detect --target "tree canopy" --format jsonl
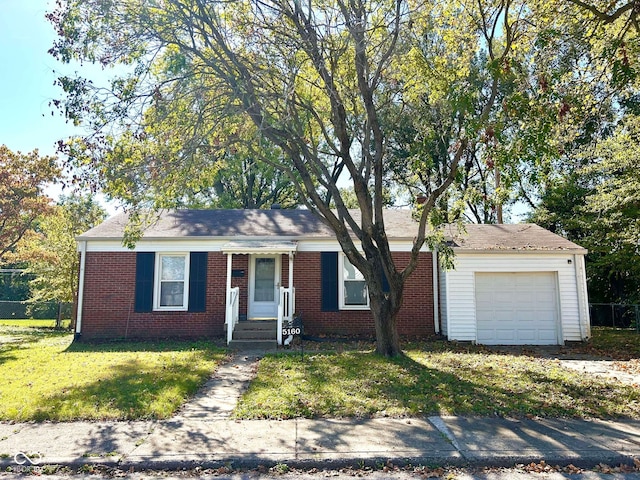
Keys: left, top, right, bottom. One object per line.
{"left": 532, "top": 114, "right": 640, "bottom": 304}
{"left": 14, "top": 195, "right": 107, "bottom": 305}
{"left": 0, "top": 146, "right": 59, "bottom": 263}
{"left": 48, "top": 0, "right": 639, "bottom": 353}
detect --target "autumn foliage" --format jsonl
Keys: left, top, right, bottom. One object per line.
{"left": 0, "top": 145, "right": 60, "bottom": 262}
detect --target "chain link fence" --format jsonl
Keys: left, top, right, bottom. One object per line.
{"left": 0, "top": 300, "right": 73, "bottom": 327}
{"left": 589, "top": 303, "right": 640, "bottom": 331}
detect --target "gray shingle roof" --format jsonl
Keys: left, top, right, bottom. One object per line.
{"left": 444, "top": 223, "right": 586, "bottom": 252}
{"left": 78, "top": 209, "right": 418, "bottom": 240}
{"left": 79, "top": 209, "right": 585, "bottom": 252}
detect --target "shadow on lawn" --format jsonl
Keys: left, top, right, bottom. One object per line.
{"left": 405, "top": 331, "right": 640, "bottom": 361}
{"left": 31, "top": 356, "right": 213, "bottom": 422}
{"left": 395, "top": 352, "right": 640, "bottom": 419}
{"left": 0, "top": 326, "right": 71, "bottom": 365}
{"left": 245, "top": 349, "right": 640, "bottom": 420}
{"left": 0, "top": 334, "right": 225, "bottom": 421}
{"left": 65, "top": 338, "right": 226, "bottom": 354}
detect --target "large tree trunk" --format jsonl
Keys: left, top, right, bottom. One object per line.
{"left": 370, "top": 294, "right": 402, "bottom": 357}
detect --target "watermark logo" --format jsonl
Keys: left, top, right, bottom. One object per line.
{"left": 12, "top": 452, "right": 42, "bottom": 473}
{"left": 14, "top": 452, "right": 40, "bottom": 466}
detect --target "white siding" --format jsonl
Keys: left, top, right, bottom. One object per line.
{"left": 443, "top": 253, "right": 589, "bottom": 343}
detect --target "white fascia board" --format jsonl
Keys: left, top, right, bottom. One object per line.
{"left": 84, "top": 239, "right": 226, "bottom": 252}
{"left": 453, "top": 248, "right": 588, "bottom": 255}
{"left": 83, "top": 236, "right": 426, "bottom": 253}
{"left": 296, "top": 239, "right": 429, "bottom": 252}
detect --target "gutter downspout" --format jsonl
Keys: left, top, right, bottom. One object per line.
{"left": 75, "top": 240, "right": 87, "bottom": 341}
{"left": 432, "top": 248, "right": 440, "bottom": 334}
{"left": 574, "top": 253, "right": 589, "bottom": 340}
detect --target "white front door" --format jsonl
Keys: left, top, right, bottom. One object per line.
{"left": 248, "top": 255, "right": 280, "bottom": 319}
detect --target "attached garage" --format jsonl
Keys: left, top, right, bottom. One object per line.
{"left": 475, "top": 272, "right": 559, "bottom": 345}
{"left": 438, "top": 224, "right": 590, "bottom": 345}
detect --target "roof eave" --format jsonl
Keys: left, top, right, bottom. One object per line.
{"left": 76, "top": 234, "right": 419, "bottom": 243}
{"left": 453, "top": 247, "right": 588, "bottom": 254}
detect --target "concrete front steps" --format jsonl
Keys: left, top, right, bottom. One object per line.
{"left": 228, "top": 320, "right": 278, "bottom": 350}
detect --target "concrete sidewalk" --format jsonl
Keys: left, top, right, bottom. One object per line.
{"left": 2, "top": 350, "right": 640, "bottom": 472}
{"left": 1, "top": 416, "right": 640, "bottom": 471}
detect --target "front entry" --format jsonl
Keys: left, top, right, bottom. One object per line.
{"left": 248, "top": 255, "right": 280, "bottom": 319}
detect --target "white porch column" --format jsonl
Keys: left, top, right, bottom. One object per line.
{"left": 288, "top": 252, "right": 294, "bottom": 317}
{"left": 225, "top": 253, "right": 232, "bottom": 323}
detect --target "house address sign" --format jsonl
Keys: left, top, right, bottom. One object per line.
{"left": 282, "top": 326, "right": 303, "bottom": 336}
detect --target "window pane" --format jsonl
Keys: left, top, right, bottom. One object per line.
{"left": 161, "top": 256, "right": 185, "bottom": 281}
{"left": 254, "top": 258, "right": 275, "bottom": 302}
{"left": 344, "top": 281, "right": 367, "bottom": 305}
{"left": 160, "top": 281, "right": 184, "bottom": 306}
{"left": 343, "top": 257, "right": 364, "bottom": 280}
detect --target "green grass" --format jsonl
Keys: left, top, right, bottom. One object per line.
{"left": 0, "top": 319, "right": 72, "bottom": 328}
{"left": 586, "top": 327, "right": 640, "bottom": 359}
{"left": 234, "top": 334, "right": 640, "bottom": 420}
{"left": 0, "top": 324, "right": 226, "bottom": 421}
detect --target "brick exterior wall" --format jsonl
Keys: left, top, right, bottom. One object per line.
{"left": 79, "top": 250, "right": 434, "bottom": 340}
{"left": 293, "top": 251, "right": 434, "bottom": 337}
{"left": 80, "top": 251, "right": 227, "bottom": 339}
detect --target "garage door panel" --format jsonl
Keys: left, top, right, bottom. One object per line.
{"left": 476, "top": 331, "right": 496, "bottom": 343}
{"left": 494, "top": 311, "right": 516, "bottom": 322}
{"left": 475, "top": 272, "right": 559, "bottom": 345}
{"left": 516, "top": 329, "right": 538, "bottom": 342}
{"left": 496, "top": 330, "right": 516, "bottom": 341}
{"left": 495, "top": 292, "right": 515, "bottom": 303}
{"left": 536, "top": 292, "right": 556, "bottom": 304}
{"left": 518, "top": 311, "right": 537, "bottom": 322}
{"left": 537, "top": 330, "right": 558, "bottom": 342}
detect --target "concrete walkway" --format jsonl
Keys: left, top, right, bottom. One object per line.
{"left": 558, "top": 359, "right": 640, "bottom": 386}
{"left": 1, "top": 351, "right": 640, "bottom": 471}
{"left": 176, "top": 351, "right": 262, "bottom": 420}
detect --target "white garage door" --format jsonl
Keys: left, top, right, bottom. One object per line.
{"left": 475, "top": 272, "right": 559, "bottom": 345}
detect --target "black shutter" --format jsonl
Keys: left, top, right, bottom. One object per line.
{"left": 321, "top": 252, "right": 339, "bottom": 311}
{"left": 188, "top": 252, "right": 208, "bottom": 312}
{"left": 134, "top": 252, "right": 155, "bottom": 312}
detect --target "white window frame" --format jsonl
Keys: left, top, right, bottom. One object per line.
{"left": 339, "top": 254, "right": 370, "bottom": 310}
{"left": 154, "top": 253, "right": 190, "bottom": 311}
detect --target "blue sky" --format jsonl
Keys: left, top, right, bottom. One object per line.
{"left": 0, "top": 0, "right": 77, "bottom": 157}
{"left": 0, "top": 0, "right": 117, "bottom": 209}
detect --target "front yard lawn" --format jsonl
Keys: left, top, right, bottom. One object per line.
{"left": 234, "top": 331, "right": 640, "bottom": 420}
{"left": 0, "top": 319, "right": 72, "bottom": 329}
{"left": 0, "top": 324, "right": 226, "bottom": 421}
{"left": 585, "top": 326, "right": 640, "bottom": 359}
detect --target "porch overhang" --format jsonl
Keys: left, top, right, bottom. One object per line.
{"left": 221, "top": 240, "right": 298, "bottom": 255}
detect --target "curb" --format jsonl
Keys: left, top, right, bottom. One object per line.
{"left": 1, "top": 452, "right": 638, "bottom": 473}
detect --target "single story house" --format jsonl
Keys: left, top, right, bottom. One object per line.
{"left": 75, "top": 209, "right": 590, "bottom": 346}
